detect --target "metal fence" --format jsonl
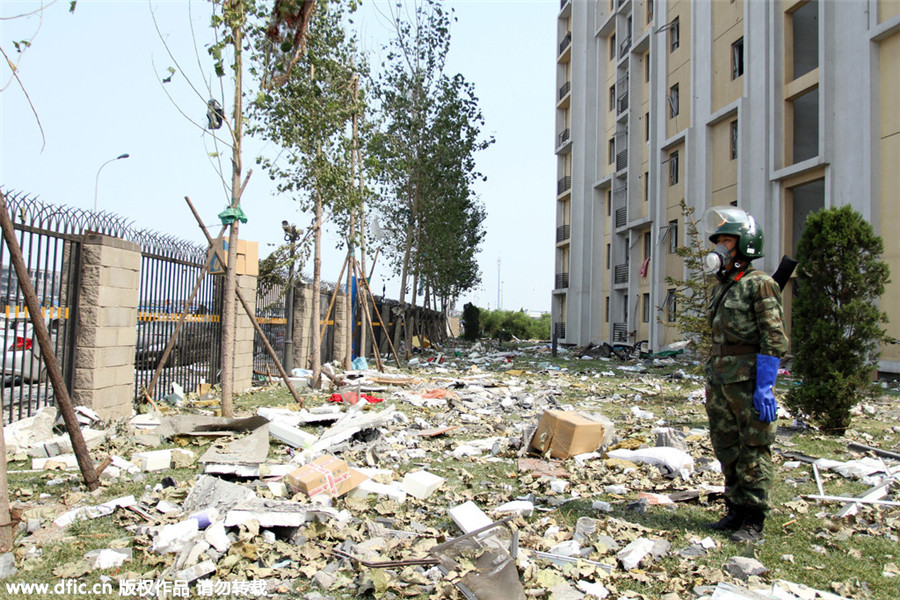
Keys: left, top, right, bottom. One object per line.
{"left": 0, "top": 190, "right": 132, "bottom": 423}
{"left": 134, "top": 234, "right": 223, "bottom": 401}
{"left": 253, "top": 281, "right": 286, "bottom": 376}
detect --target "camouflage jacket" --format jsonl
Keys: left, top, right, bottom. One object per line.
{"left": 706, "top": 266, "right": 788, "bottom": 384}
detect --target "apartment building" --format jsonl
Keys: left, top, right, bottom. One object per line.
{"left": 553, "top": 0, "right": 900, "bottom": 374}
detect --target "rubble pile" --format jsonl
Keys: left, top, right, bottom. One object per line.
{"left": 2, "top": 339, "right": 899, "bottom": 599}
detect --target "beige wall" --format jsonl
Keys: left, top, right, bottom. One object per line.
{"left": 711, "top": 118, "right": 738, "bottom": 204}
{"left": 666, "top": 0, "right": 691, "bottom": 140}
{"left": 880, "top": 30, "right": 900, "bottom": 363}
{"left": 880, "top": 0, "right": 900, "bottom": 23}
{"left": 712, "top": 0, "right": 744, "bottom": 112}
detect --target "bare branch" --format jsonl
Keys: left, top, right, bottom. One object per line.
{"left": 0, "top": 0, "right": 58, "bottom": 21}
{"left": 0, "top": 44, "right": 46, "bottom": 151}
{"left": 150, "top": 56, "right": 235, "bottom": 150}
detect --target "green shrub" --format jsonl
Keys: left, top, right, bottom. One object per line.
{"left": 786, "top": 205, "right": 890, "bottom": 434}
{"left": 479, "top": 308, "right": 550, "bottom": 341}
{"left": 461, "top": 302, "right": 481, "bottom": 340}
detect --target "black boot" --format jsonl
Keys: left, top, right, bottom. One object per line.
{"left": 705, "top": 500, "right": 744, "bottom": 531}
{"left": 731, "top": 509, "right": 765, "bottom": 542}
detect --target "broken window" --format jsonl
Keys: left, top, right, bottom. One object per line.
{"left": 732, "top": 37, "right": 744, "bottom": 79}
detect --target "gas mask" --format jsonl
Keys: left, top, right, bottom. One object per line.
{"left": 704, "top": 244, "right": 733, "bottom": 277}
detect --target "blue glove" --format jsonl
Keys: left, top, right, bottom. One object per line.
{"left": 753, "top": 354, "right": 780, "bottom": 422}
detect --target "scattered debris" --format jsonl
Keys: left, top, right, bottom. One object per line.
{"left": 3, "top": 339, "right": 898, "bottom": 599}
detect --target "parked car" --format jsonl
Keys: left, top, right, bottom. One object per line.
{"left": 135, "top": 321, "right": 215, "bottom": 369}
{"left": 1, "top": 316, "right": 60, "bottom": 383}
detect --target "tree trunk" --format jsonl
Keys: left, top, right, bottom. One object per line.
{"left": 311, "top": 187, "right": 323, "bottom": 388}
{"left": 344, "top": 241, "right": 353, "bottom": 369}
{"left": 0, "top": 388, "right": 12, "bottom": 552}
{"left": 394, "top": 187, "right": 414, "bottom": 359}
{"left": 221, "top": 1, "right": 245, "bottom": 417}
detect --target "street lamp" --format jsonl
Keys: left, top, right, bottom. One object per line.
{"left": 93, "top": 153, "right": 130, "bottom": 212}
{"left": 282, "top": 220, "right": 301, "bottom": 373}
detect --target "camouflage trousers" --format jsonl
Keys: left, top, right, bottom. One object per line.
{"left": 705, "top": 379, "right": 776, "bottom": 515}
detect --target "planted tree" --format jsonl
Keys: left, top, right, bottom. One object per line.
{"left": 461, "top": 302, "right": 480, "bottom": 340}
{"left": 368, "top": 0, "right": 491, "bottom": 355}
{"left": 251, "top": 0, "right": 362, "bottom": 387}
{"left": 661, "top": 200, "right": 713, "bottom": 359}
{"left": 785, "top": 205, "right": 890, "bottom": 434}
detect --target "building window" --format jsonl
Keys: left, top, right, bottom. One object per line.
{"left": 668, "top": 151, "right": 679, "bottom": 185}
{"left": 609, "top": 85, "right": 616, "bottom": 112}
{"left": 669, "top": 17, "right": 680, "bottom": 52}
{"left": 643, "top": 231, "right": 651, "bottom": 259}
{"left": 647, "top": 0, "right": 653, "bottom": 24}
{"left": 643, "top": 172, "right": 649, "bottom": 202}
{"left": 607, "top": 190, "right": 612, "bottom": 215}
{"left": 610, "top": 34, "right": 616, "bottom": 61}
{"left": 645, "top": 53, "right": 651, "bottom": 82}
{"left": 645, "top": 112, "right": 650, "bottom": 141}
{"left": 642, "top": 293, "right": 650, "bottom": 323}
{"left": 605, "top": 296, "right": 610, "bottom": 322}
{"left": 608, "top": 138, "right": 615, "bottom": 164}
{"left": 606, "top": 243, "right": 611, "bottom": 268}
{"left": 730, "top": 120, "right": 738, "bottom": 160}
{"left": 732, "top": 37, "right": 744, "bottom": 79}
{"left": 668, "top": 219, "right": 678, "bottom": 253}
{"left": 668, "top": 83, "right": 679, "bottom": 117}
{"left": 665, "top": 288, "right": 676, "bottom": 322}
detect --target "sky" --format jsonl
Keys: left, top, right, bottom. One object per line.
{"left": 0, "top": 0, "right": 556, "bottom": 313}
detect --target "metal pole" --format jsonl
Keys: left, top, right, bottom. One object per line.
{"left": 0, "top": 191, "right": 99, "bottom": 491}
{"left": 93, "top": 153, "right": 129, "bottom": 212}
{"left": 284, "top": 268, "right": 294, "bottom": 375}
{"left": 282, "top": 222, "right": 298, "bottom": 375}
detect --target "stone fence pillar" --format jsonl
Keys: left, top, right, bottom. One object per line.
{"left": 293, "top": 283, "right": 314, "bottom": 371}
{"left": 332, "top": 289, "right": 348, "bottom": 366}
{"left": 233, "top": 273, "right": 257, "bottom": 392}
{"left": 72, "top": 233, "right": 140, "bottom": 420}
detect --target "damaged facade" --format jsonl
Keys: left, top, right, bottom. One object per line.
{"left": 552, "top": 0, "right": 900, "bottom": 375}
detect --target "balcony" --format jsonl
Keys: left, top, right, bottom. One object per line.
{"left": 558, "top": 81, "right": 571, "bottom": 101}
{"left": 615, "top": 206, "right": 627, "bottom": 228}
{"left": 559, "top": 32, "right": 571, "bottom": 56}
{"left": 612, "top": 322, "right": 628, "bottom": 342}
{"left": 557, "top": 176, "right": 571, "bottom": 195}
{"left": 557, "top": 128, "right": 570, "bottom": 148}
{"left": 554, "top": 321, "right": 566, "bottom": 340}
{"left": 614, "top": 263, "right": 629, "bottom": 284}
{"left": 617, "top": 92, "right": 629, "bottom": 114}
{"left": 616, "top": 150, "right": 628, "bottom": 171}
{"left": 555, "top": 272, "right": 570, "bottom": 289}
{"left": 556, "top": 224, "right": 571, "bottom": 243}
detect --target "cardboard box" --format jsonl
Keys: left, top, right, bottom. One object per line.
{"left": 284, "top": 455, "right": 365, "bottom": 497}
{"left": 209, "top": 239, "right": 259, "bottom": 276}
{"left": 530, "top": 410, "right": 610, "bottom": 459}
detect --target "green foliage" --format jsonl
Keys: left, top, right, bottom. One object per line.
{"left": 461, "top": 302, "right": 480, "bottom": 340}
{"left": 477, "top": 308, "right": 550, "bottom": 341}
{"left": 367, "top": 0, "right": 493, "bottom": 308}
{"left": 786, "top": 205, "right": 890, "bottom": 434}
{"left": 662, "top": 200, "right": 714, "bottom": 358}
{"left": 250, "top": 0, "right": 363, "bottom": 226}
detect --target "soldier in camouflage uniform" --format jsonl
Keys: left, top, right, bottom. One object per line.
{"left": 702, "top": 207, "right": 788, "bottom": 543}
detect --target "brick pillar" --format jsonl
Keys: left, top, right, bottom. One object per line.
{"left": 72, "top": 234, "right": 141, "bottom": 421}
{"left": 233, "top": 274, "right": 257, "bottom": 392}
{"left": 294, "top": 283, "right": 314, "bottom": 371}
{"left": 333, "top": 288, "right": 348, "bottom": 366}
